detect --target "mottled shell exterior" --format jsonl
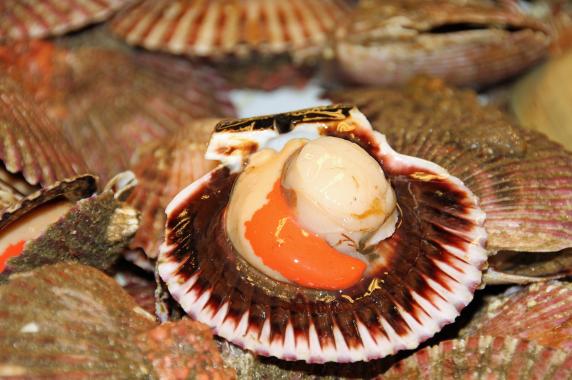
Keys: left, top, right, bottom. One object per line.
{"left": 0, "top": 173, "right": 139, "bottom": 277}
{"left": 0, "top": 73, "right": 88, "bottom": 195}
{"left": 334, "top": 0, "right": 551, "bottom": 87}
{"left": 111, "top": 0, "right": 351, "bottom": 59}
{"left": 0, "top": 263, "right": 234, "bottom": 378}
{"left": 0, "top": 42, "right": 235, "bottom": 183}
{"left": 128, "top": 119, "right": 220, "bottom": 260}
{"left": 327, "top": 78, "right": 572, "bottom": 254}
{"left": 159, "top": 105, "right": 487, "bottom": 363}
{"left": 512, "top": 49, "right": 572, "bottom": 151}
{"left": 379, "top": 335, "right": 572, "bottom": 379}
{"left": 0, "top": 0, "right": 133, "bottom": 41}
{"left": 468, "top": 281, "right": 572, "bottom": 350}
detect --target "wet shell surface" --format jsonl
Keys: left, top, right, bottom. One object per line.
{"left": 334, "top": 0, "right": 551, "bottom": 87}
{"left": 379, "top": 335, "right": 572, "bottom": 379}
{"left": 512, "top": 49, "right": 572, "bottom": 151}
{"left": 0, "top": 73, "right": 88, "bottom": 196}
{"left": 0, "top": 0, "right": 133, "bottom": 41}
{"left": 128, "top": 119, "right": 220, "bottom": 260}
{"left": 327, "top": 78, "right": 572, "bottom": 254}
{"left": 159, "top": 105, "right": 487, "bottom": 363}
{"left": 0, "top": 263, "right": 235, "bottom": 378}
{"left": 0, "top": 173, "right": 138, "bottom": 277}
{"left": 111, "top": 0, "right": 351, "bottom": 59}
{"left": 0, "top": 42, "right": 236, "bottom": 183}
{"left": 468, "top": 281, "right": 572, "bottom": 350}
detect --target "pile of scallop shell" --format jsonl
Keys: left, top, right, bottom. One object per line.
{"left": 0, "top": 0, "right": 571, "bottom": 378}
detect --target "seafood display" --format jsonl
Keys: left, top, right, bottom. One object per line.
{"left": 0, "top": 0, "right": 571, "bottom": 377}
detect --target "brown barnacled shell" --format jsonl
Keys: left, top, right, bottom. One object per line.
{"left": 0, "top": 0, "right": 133, "bottom": 42}
{"left": 159, "top": 105, "right": 487, "bottom": 363}
{"left": 379, "top": 335, "right": 572, "bottom": 379}
{"left": 512, "top": 49, "right": 572, "bottom": 151}
{"left": 334, "top": 0, "right": 551, "bottom": 87}
{"left": 0, "top": 42, "right": 235, "bottom": 183}
{"left": 0, "top": 263, "right": 235, "bottom": 378}
{"left": 110, "top": 0, "right": 351, "bottom": 59}
{"left": 327, "top": 78, "right": 572, "bottom": 254}
{"left": 128, "top": 119, "right": 219, "bottom": 260}
{"left": 467, "top": 281, "right": 572, "bottom": 350}
{"left": 0, "top": 73, "right": 88, "bottom": 196}
{"left": 0, "top": 173, "right": 138, "bottom": 277}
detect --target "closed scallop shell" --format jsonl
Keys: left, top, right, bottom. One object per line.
{"left": 110, "top": 0, "right": 351, "bottom": 59}
{"left": 379, "top": 335, "right": 572, "bottom": 379}
{"left": 159, "top": 105, "right": 487, "bottom": 363}
{"left": 0, "top": 0, "right": 133, "bottom": 42}
{"left": 0, "top": 73, "right": 88, "bottom": 196}
{"left": 0, "top": 262, "right": 235, "bottom": 378}
{"left": 127, "top": 119, "right": 220, "bottom": 260}
{"left": 0, "top": 42, "right": 235, "bottom": 183}
{"left": 334, "top": 0, "right": 551, "bottom": 87}
{"left": 327, "top": 78, "right": 572, "bottom": 254}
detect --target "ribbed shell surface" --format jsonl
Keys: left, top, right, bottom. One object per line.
{"left": 0, "top": 0, "right": 133, "bottom": 41}
{"left": 128, "top": 119, "right": 220, "bottom": 259}
{"left": 111, "top": 0, "right": 351, "bottom": 58}
{"left": 379, "top": 335, "right": 572, "bottom": 379}
{"left": 0, "top": 74, "right": 88, "bottom": 191}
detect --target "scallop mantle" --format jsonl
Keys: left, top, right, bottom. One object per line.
{"left": 158, "top": 105, "right": 487, "bottom": 363}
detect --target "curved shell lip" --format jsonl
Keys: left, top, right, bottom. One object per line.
{"left": 159, "top": 106, "right": 487, "bottom": 363}
{"left": 0, "top": 174, "right": 97, "bottom": 232}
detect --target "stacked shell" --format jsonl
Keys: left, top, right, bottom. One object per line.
{"left": 159, "top": 105, "right": 487, "bottom": 363}
{"left": 127, "top": 118, "right": 220, "bottom": 260}
{"left": 0, "top": 70, "right": 141, "bottom": 276}
{"left": 110, "top": 0, "right": 353, "bottom": 89}
{"left": 333, "top": 0, "right": 552, "bottom": 87}
{"left": 0, "top": 40, "right": 235, "bottom": 183}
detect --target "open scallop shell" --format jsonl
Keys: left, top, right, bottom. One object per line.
{"left": 0, "top": 263, "right": 235, "bottom": 378}
{"left": 380, "top": 335, "right": 572, "bottom": 379}
{"left": 0, "top": 72, "right": 88, "bottom": 197}
{"left": 0, "top": 172, "right": 139, "bottom": 277}
{"left": 327, "top": 78, "right": 572, "bottom": 254}
{"left": 128, "top": 119, "right": 219, "bottom": 260}
{"left": 334, "top": 0, "right": 551, "bottom": 87}
{"left": 159, "top": 105, "right": 487, "bottom": 363}
{"left": 468, "top": 281, "right": 572, "bottom": 350}
{"left": 0, "top": 42, "right": 235, "bottom": 183}
{"left": 0, "top": 0, "right": 133, "bottom": 42}
{"left": 110, "top": 0, "right": 351, "bottom": 59}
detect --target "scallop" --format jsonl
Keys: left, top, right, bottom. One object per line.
{"left": 159, "top": 105, "right": 487, "bottom": 363}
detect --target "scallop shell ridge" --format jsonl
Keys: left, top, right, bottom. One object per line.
{"left": 158, "top": 105, "right": 487, "bottom": 363}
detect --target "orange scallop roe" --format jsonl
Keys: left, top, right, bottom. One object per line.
{"left": 245, "top": 180, "right": 366, "bottom": 290}
{"left": 0, "top": 240, "right": 26, "bottom": 273}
